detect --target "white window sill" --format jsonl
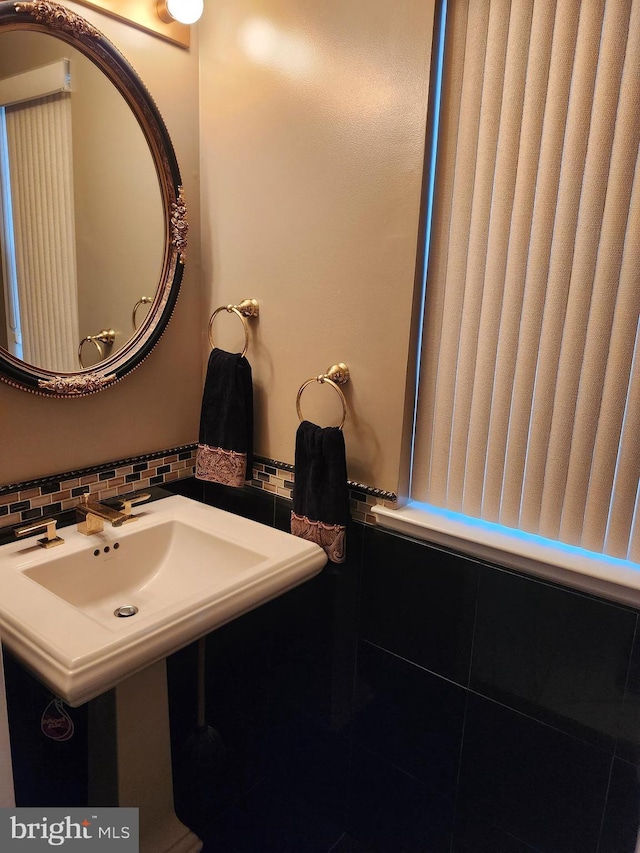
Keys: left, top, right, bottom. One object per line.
{"left": 371, "top": 501, "right": 640, "bottom": 610}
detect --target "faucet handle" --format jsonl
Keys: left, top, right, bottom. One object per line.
{"left": 116, "top": 492, "right": 151, "bottom": 520}
{"left": 15, "top": 517, "right": 64, "bottom": 548}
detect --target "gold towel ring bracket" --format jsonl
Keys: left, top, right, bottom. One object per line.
{"left": 132, "top": 296, "right": 153, "bottom": 330}
{"left": 296, "top": 363, "right": 350, "bottom": 429}
{"left": 207, "top": 298, "right": 259, "bottom": 358}
{"left": 78, "top": 329, "right": 115, "bottom": 368}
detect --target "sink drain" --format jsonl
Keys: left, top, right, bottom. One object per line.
{"left": 114, "top": 605, "right": 139, "bottom": 618}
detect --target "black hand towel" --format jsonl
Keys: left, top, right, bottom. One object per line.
{"left": 291, "top": 420, "right": 349, "bottom": 563}
{"left": 196, "top": 348, "right": 253, "bottom": 487}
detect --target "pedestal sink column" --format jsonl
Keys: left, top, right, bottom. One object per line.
{"left": 89, "top": 660, "right": 202, "bottom": 853}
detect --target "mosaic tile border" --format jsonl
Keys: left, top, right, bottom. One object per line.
{"left": 0, "top": 445, "right": 197, "bottom": 531}
{"left": 0, "top": 447, "right": 397, "bottom": 532}
{"left": 250, "top": 456, "right": 398, "bottom": 525}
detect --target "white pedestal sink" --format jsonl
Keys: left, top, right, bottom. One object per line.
{"left": 89, "top": 661, "right": 202, "bottom": 853}
{"left": 0, "top": 495, "right": 327, "bottom": 851}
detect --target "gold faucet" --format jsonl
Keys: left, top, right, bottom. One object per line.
{"left": 76, "top": 494, "right": 128, "bottom": 535}
{"left": 76, "top": 492, "right": 151, "bottom": 535}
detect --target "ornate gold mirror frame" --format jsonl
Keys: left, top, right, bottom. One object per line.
{"left": 0, "top": 0, "right": 187, "bottom": 396}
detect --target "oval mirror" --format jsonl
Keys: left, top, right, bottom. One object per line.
{"left": 0, "top": 0, "right": 186, "bottom": 396}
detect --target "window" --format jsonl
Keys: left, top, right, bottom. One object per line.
{"left": 375, "top": 0, "right": 640, "bottom": 597}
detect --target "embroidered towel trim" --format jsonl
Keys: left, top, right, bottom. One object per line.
{"left": 196, "top": 445, "right": 247, "bottom": 488}
{"left": 290, "top": 513, "right": 346, "bottom": 564}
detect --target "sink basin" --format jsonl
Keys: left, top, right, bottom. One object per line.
{"left": 23, "top": 519, "right": 265, "bottom": 627}
{"left": 0, "top": 494, "right": 327, "bottom": 706}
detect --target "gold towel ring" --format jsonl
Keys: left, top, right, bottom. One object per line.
{"left": 132, "top": 296, "right": 153, "bottom": 330}
{"left": 207, "top": 298, "right": 259, "bottom": 358}
{"left": 78, "top": 329, "right": 115, "bottom": 368}
{"left": 296, "top": 363, "right": 350, "bottom": 429}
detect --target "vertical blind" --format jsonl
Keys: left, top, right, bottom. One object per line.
{"left": 6, "top": 92, "right": 79, "bottom": 373}
{"left": 412, "top": 0, "right": 640, "bottom": 561}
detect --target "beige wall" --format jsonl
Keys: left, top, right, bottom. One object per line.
{"left": 0, "top": 2, "right": 202, "bottom": 486}
{"left": 0, "top": 0, "right": 434, "bottom": 495}
{"left": 71, "top": 41, "right": 164, "bottom": 358}
{"left": 199, "top": 0, "right": 434, "bottom": 494}
{"left": 0, "top": 263, "right": 6, "bottom": 352}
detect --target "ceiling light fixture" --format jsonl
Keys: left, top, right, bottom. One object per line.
{"left": 157, "top": 0, "right": 203, "bottom": 25}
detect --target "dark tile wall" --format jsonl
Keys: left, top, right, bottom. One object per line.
{"left": 3, "top": 651, "right": 88, "bottom": 808}
{"left": 5, "top": 475, "right": 640, "bottom": 853}
{"left": 166, "top": 479, "right": 640, "bottom": 853}
{"left": 357, "top": 528, "right": 639, "bottom": 853}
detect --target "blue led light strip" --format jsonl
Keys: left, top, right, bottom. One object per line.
{"left": 411, "top": 500, "right": 640, "bottom": 573}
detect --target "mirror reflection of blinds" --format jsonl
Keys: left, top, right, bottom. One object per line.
{"left": 0, "top": 57, "right": 79, "bottom": 373}
{"left": 0, "top": 107, "right": 23, "bottom": 359}
{"left": 0, "top": 60, "right": 72, "bottom": 361}
{"left": 413, "top": 0, "right": 640, "bottom": 562}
